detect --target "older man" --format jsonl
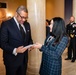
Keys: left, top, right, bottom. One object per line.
{"left": 1, "top": 6, "right": 33, "bottom": 75}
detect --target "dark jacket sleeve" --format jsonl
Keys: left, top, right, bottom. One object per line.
{"left": 0, "top": 22, "right": 14, "bottom": 54}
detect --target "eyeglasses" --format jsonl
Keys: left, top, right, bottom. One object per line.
{"left": 17, "top": 12, "right": 28, "bottom": 20}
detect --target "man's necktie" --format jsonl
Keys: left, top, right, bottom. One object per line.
{"left": 19, "top": 24, "right": 25, "bottom": 40}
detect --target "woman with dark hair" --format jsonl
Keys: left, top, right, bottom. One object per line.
{"left": 34, "top": 17, "right": 69, "bottom": 75}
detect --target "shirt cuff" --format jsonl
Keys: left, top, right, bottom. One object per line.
{"left": 13, "top": 48, "right": 17, "bottom": 56}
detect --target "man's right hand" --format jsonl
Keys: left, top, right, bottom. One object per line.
{"left": 16, "top": 46, "right": 27, "bottom": 53}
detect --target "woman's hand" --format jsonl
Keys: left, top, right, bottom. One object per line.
{"left": 33, "top": 43, "right": 42, "bottom": 49}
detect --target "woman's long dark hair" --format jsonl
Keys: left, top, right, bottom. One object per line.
{"left": 51, "top": 17, "right": 67, "bottom": 45}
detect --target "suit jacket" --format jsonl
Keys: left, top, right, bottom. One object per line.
{"left": 1, "top": 18, "right": 33, "bottom": 67}
{"left": 39, "top": 35, "right": 68, "bottom": 75}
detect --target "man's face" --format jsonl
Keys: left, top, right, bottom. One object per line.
{"left": 16, "top": 11, "right": 28, "bottom": 24}
{"left": 70, "top": 17, "right": 75, "bottom": 23}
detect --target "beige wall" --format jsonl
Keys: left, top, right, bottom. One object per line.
{"left": 0, "top": 8, "right": 6, "bottom": 24}
{"left": 0, "top": 0, "right": 27, "bottom": 17}
{"left": 0, "top": 0, "right": 64, "bottom": 20}
{"left": 46, "top": 0, "right": 64, "bottom": 20}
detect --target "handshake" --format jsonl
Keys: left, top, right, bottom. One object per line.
{"left": 16, "top": 43, "right": 42, "bottom": 54}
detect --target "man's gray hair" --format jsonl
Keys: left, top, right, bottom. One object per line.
{"left": 16, "top": 5, "right": 28, "bottom": 14}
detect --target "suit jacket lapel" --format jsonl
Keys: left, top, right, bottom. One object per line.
{"left": 10, "top": 18, "right": 22, "bottom": 40}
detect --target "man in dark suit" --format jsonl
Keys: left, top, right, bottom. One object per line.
{"left": 0, "top": 6, "right": 33, "bottom": 75}
{"left": 65, "top": 16, "right": 76, "bottom": 62}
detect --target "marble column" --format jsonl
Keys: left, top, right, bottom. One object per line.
{"left": 27, "top": 0, "right": 46, "bottom": 75}
{"left": 73, "top": 0, "right": 76, "bottom": 21}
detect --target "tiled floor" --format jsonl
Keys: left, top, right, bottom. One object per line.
{"left": 0, "top": 48, "right": 76, "bottom": 75}
{"left": 62, "top": 48, "right": 76, "bottom": 75}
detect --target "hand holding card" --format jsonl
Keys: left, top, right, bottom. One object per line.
{"left": 24, "top": 45, "right": 33, "bottom": 48}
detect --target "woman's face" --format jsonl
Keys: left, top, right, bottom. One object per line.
{"left": 49, "top": 20, "right": 53, "bottom": 32}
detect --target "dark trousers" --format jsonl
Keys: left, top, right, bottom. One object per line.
{"left": 5, "top": 63, "right": 27, "bottom": 75}
{"left": 68, "top": 46, "right": 72, "bottom": 59}
{"left": 68, "top": 38, "right": 76, "bottom": 60}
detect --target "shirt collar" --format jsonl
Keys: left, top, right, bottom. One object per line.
{"left": 13, "top": 17, "right": 19, "bottom": 26}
